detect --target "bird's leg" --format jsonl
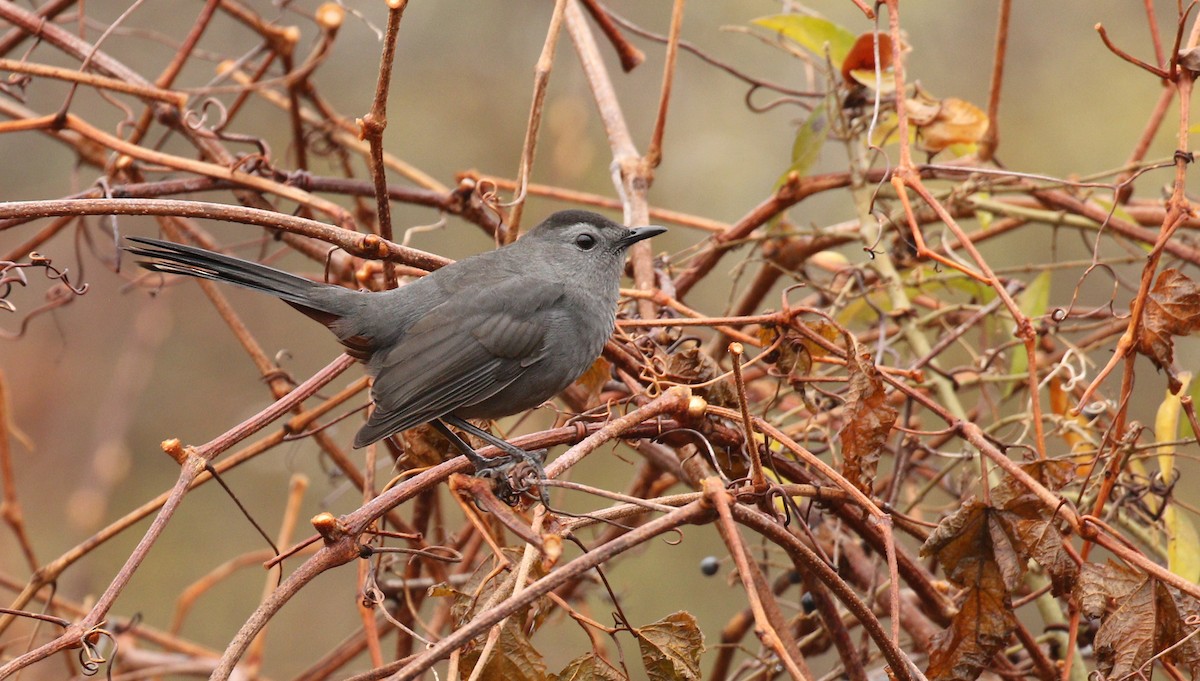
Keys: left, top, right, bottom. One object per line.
{"left": 434, "top": 417, "right": 548, "bottom": 506}
{"left": 430, "top": 419, "right": 494, "bottom": 470}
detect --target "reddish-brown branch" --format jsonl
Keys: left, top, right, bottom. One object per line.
{"left": 360, "top": 0, "right": 409, "bottom": 288}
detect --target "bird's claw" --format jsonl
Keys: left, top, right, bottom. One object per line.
{"left": 470, "top": 448, "right": 549, "bottom": 507}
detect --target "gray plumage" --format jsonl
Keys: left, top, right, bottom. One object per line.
{"left": 126, "top": 210, "right": 664, "bottom": 449}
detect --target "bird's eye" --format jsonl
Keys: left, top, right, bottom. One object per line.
{"left": 574, "top": 233, "right": 597, "bottom": 250}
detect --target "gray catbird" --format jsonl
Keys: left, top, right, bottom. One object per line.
{"left": 127, "top": 210, "right": 664, "bottom": 499}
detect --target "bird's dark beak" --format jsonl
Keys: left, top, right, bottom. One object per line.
{"left": 617, "top": 226, "right": 667, "bottom": 248}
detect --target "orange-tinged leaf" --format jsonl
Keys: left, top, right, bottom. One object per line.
{"left": 575, "top": 356, "right": 613, "bottom": 409}
{"left": 633, "top": 611, "right": 704, "bottom": 681}
{"left": 1049, "top": 375, "right": 1095, "bottom": 459}
{"left": 915, "top": 97, "right": 989, "bottom": 155}
{"left": 840, "top": 32, "right": 893, "bottom": 84}
{"left": 1137, "top": 268, "right": 1200, "bottom": 393}
{"left": 838, "top": 349, "right": 897, "bottom": 495}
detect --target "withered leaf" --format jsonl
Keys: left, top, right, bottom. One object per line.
{"left": 838, "top": 349, "right": 897, "bottom": 495}
{"left": 1075, "top": 561, "right": 1200, "bottom": 679}
{"left": 398, "top": 423, "right": 456, "bottom": 469}
{"left": 1077, "top": 560, "right": 1146, "bottom": 619}
{"left": 1136, "top": 268, "right": 1200, "bottom": 393}
{"left": 991, "top": 459, "right": 1076, "bottom": 506}
{"left": 922, "top": 499, "right": 991, "bottom": 585}
{"left": 666, "top": 340, "right": 736, "bottom": 408}
{"left": 760, "top": 320, "right": 840, "bottom": 390}
{"left": 443, "top": 548, "right": 551, "bottom": 638}
{"left": 989, "top": 460, "right": 1079, "bottom": 595}
{"left": 922, "top": 461, "right": 1081, "bottom": 680}
{"left": 924, "top": 462, "right": 1079, "bottom": 595}
{"left": 551, "top": 653, "right": 625, "bottom": 681}
{"left": 633, "top": 611, "right": 704, "bottom": 681}
{"left": 919, "top": 98, "right": 988, "bottom": 154}
{"left": 460, "top": 623, "right": 548, "bottom": 681}
{"left": 905, "top": 90, "right": 989, "bottom": 155}
{"left": 925, "top": 559, "right": 1014, "bottom": 681}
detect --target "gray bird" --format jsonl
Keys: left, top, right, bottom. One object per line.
{"left": 127, "top": 210, "right": 664, "bottom": 500}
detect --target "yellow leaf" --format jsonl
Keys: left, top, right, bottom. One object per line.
{"left": 1155, "top": 372, "right": 1200, "bottom": 581}
{"left": 751, "top": 15, "right": 856, "bottom": 68}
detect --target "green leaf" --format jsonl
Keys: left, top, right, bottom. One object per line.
{"left": 634, "top": 611, "right": 704, "bottom": 681}
{"left": 974, "top": 191, "right": 993, "bottom": 231}
{"left": 1006, "top": 271, "right": 1051, "bottom": 396}
{"left": 752, "top": 15, "right": 856, "bottom": 68}
{"left": 774, "top": 107, "right": 827, "bottom": 190}
{"left": 1094, "top": 198, "right": 1152, "bottom": 252}
{"left": 1191, "top": 378, "right": 1200, "bottom": 436}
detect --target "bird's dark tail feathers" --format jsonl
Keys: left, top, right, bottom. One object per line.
{"left": 126, "top": 236, "right": 346, "bottom": 320}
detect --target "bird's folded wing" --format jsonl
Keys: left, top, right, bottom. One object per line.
{"left": 352, "top": 278, "right": 565, "bottom": 447}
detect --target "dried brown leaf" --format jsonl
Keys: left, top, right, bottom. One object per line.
{"left": 905, "top": 89, "right": 988, "bottom": 155}
{"left": 921, "top": 500, "right": 990, "bottom": 586}
{"left": 922, "top": 461, "right": 1082, "bottom": 680}
{"left": 441, "top": 548, "right": 551, "bottom": 640}
{"left": 1094, "top": 577, "right": 1160, "bottom": 679}
{"left": 551, "top": 653, "right": 626, "bottom": 681}
{"left": 923, "top": 462, "right": 1078, "bottom": 592}
{"left": 991, "top": 459, "right": 1076, "bottom": 507}
{"left": 398, "top": 423, "right": 456, "bottom": 469}
{"left": 633, "top": 611, "right": 704, "bottom": 681}
{"left": 1074, "top": 560, "right": 1200, "bottom": 679}
{"left": 1077, "top": 560, "right": 1145, "bottom": 619}
{"left": 666, "top": 341, "right": 736, "bottom": 407}
{"left": 838, "top": 349, "right": 897, "bottom": 495}
{"left": 990, "top": 460, "right": 1079, "bottom": 595}
{"left": 760, "top": 321, "right": 840, "bottom": 390}
{"left": 840, "top": 32, "right": 893, "bottom": 84}
{"left": 1136, "top": 268, "right": 1200, "bottom": 393}
{"left": 460, "top": 624, "right": 548, "bottom": 681}
{"left": 924, "top": 559, "right": 1014, "bottom": 681}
